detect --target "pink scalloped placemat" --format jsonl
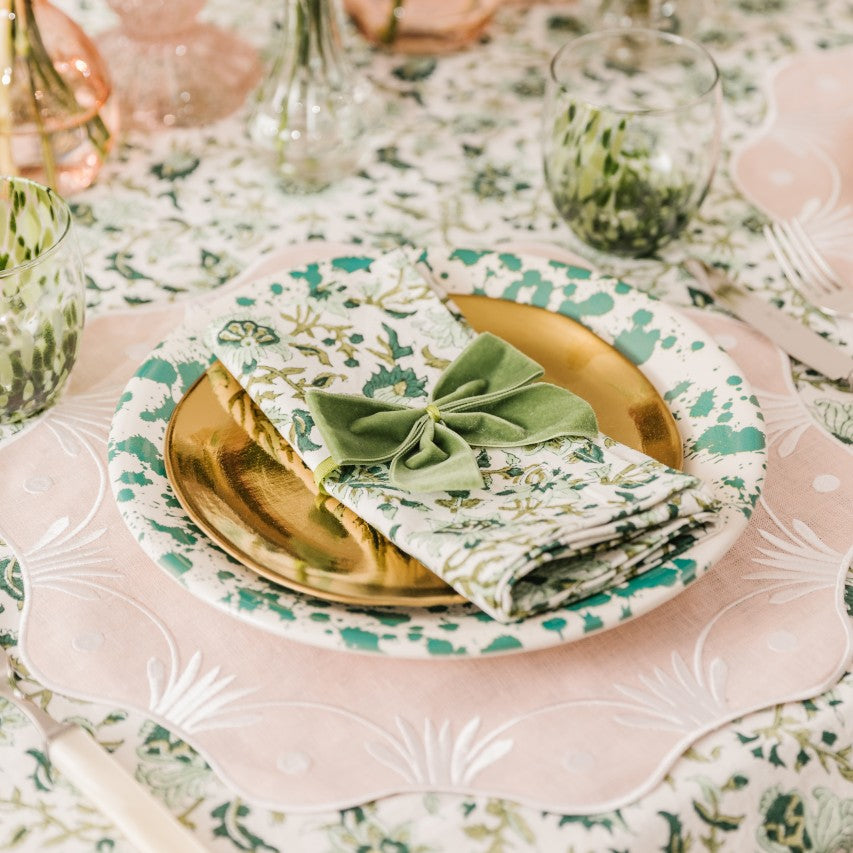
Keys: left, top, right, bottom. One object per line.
{"left": 732, "top": 44, "right": 853, "bottom": 284}
{"left": 2, "top": 243, "right": 851, "bottom": 813}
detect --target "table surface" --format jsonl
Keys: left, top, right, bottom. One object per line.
{"left": 1, "top": 0, "right": 852, "bottom": 850}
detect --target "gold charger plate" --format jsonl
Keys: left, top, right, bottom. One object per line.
{"left": 164, "top": 295, "right": 682, "bottom": 607}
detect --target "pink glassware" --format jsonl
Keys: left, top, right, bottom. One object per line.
{"left": 97, "top": 0, "right": 262, "bottom": 130}
{"left": 343, "top": 0, "right": 500, "bottom": 54}
{"left": 0, "top": 0, "right": 118, "bottom": 195}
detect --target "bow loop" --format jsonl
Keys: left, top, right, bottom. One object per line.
{"left": 432, "top": 378, "right": 488, "bottom": 410}
{"left": 432, "top": 332, "right": 543, "bottom": 404}
{"left": 305, "top": 332, "right": 598, "bottom": 493}
{"left": 305, "top": 392, "right": 424, "bottom": 464}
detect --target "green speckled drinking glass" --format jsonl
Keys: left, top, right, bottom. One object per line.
{"left": 543, "top": 28, "right": 721, "bottom": 258}
{"left": 0, "top": 177, "right": 85, "bottom": 423}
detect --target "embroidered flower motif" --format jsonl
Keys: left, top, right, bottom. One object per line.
{"left": 362, "top": 365, "right": 428, "bottom": 404}
{"left": 215, "top": 318, "right": 285, "bottom": 374}
{"left": 216, "top": 319, "right": 280, "bottom": 348}
{"left": 135, "top": 722, "right": 212, "bottom": 808}
{"left": 365, "top": 716, "right": 513, "bottom": 786}
{"left": 24, "top": 515, "right": 116, "bottom": 600}
{"left": 757, "top": 785, "right": 853, "bottom": 853}
{"left": 610, "top": 651, "right": 729, "bottom": 733}
{"left": 147, "top": 651, "right": 261, "bottom": 734}
{"left": 757, "top": 388, "right": 813, "bottom": 458}
{"left": 797, "top": 197, "right": 853, "bottom": 257}
{"left": 743, "top": 497, "right": 845, "bottom": 603}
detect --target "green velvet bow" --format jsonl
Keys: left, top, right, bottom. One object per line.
{"left": 304, "top": 332, "right": 599, "bottom": 493}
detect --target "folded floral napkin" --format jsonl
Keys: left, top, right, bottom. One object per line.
{"left": 205, "top": 253, "right": 719, "bottom": 622}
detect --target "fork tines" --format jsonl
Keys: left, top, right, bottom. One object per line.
{"left": 764, "top": 218, "right": 853, "bottom": 315}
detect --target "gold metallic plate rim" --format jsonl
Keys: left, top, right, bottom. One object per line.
{"left": 164, "top": 294, "right": 683, "bottom": 608}
{"left": 164, "top": 372, "right": 460, "bottom": 606}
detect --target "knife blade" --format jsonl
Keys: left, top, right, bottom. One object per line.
{"left": 684, "top": 259, "right": 853, "bottom": 389}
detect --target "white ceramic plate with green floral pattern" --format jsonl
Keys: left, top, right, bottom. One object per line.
{"left": 107, "top": 248, "right": 766, "bottom": 658}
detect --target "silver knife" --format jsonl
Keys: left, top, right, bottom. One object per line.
{"left": 684, "top": 259, "right": 853, "bottom": 389}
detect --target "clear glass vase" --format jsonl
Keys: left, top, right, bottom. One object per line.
{"left": 0, "top": 0, "right": 117, "bottom": 195}
{"left": 249, "top": 0, "right": 373, "bottom": 193}
{"left": 586, "top": 0, "right": 703, "bottom": 35}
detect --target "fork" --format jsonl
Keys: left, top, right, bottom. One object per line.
{"left": 1, "top": 646, "right": 209, "bottom": 852}
{"left": 764, "top": 218, "right": 853, "bottom": 317}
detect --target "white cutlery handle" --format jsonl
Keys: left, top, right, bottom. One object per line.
{"left": 49, "top": 725, "right": 209, "bottom": 852}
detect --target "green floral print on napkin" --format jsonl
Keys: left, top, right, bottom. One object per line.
{"left": 207, "top": 253, "right": 720, "bottom": 622}
{"left": 306, "top": 332, "right": 599, "bottom": 492}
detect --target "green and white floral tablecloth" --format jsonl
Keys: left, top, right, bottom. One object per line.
{"left": 1, "top": 0, "right": 852, "bottom": 849}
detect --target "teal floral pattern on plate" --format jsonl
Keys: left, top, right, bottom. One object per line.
{"left": 107, "top": 249, "right": 766, "bottom": 658}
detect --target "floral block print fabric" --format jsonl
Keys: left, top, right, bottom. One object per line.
{"left": 206, "top": 253, "right": 719, "bottom": 622}
{"left": 3, "top": 269, "right": 849, "bottom": 819}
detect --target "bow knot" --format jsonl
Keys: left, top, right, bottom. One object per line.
{"left": 305, "top": 332, "right": 598, "bottom": 493}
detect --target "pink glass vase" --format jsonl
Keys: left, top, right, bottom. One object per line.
{"left": 0, "top": 0, "right": 117, "bottom": 195}
{"left": 343, "top": 0, "right": 500, "bottom": 53}
{"left": 98, "top": 0, "right": 262, "bottom": 131}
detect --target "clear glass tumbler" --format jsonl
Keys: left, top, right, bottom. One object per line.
{"left": 0, "top": 177, "right": 85, "bottom": 423}
{"left": 543, "top": 28, "right": 721, "bottom": 258}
